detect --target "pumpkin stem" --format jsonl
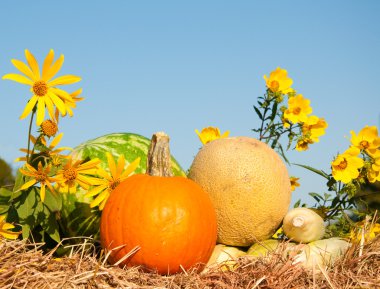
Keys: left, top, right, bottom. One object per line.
{"left": 147, "top": 131, "right": 173, "bottom": 177}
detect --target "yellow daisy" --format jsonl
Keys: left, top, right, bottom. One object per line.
{"left": 350, "top": 126, "right": 380, "bottom": 157}
{"left": 302, "top": 115, "right": 328, "bottom": 143}
{"left": 283, "top": 94, "right": 312, "bottom": 124}
{"left": 367, "top": 156, "right": 380, "bottom": 183}
{"left": 263, "top": 67, "right": 294, "bottom": 94}
{"left": 350, "top": 221, "right": 380, "bottom": 243}
{"left": 195, "top": 127, "right": 230, "bottom": 145}
{"left": 290, "top": 176, "right": 300, "bottom": 191}
{"left": 0, "top": 215, "right": 21, "bottom": 240}
{"left": 40, "top": 119, "right": 59, "bottom": 137}
{"left": 19, "top": 162, "right": 57, "bottom": 202}
{"left": 295, "top": 136, "right": 314, "bottom": 151}
{"left": 86, "top": 153, "right": 140, "bottom": 210}
{"left": 16, "top": 133, "right": 72, "bottom": 163}
{"left": 3, "top": 49, "right": 81, "bottom": 125}
{"left": 331, "top": 147, "right": 364, "bottom": 184}
{"left": 55, "top": 157, "right": 101, "bottom": 194}
{"left": 55, "top": 88, "right": 85, "bottom": 118}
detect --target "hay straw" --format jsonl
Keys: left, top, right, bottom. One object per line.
{"left": 0, "top": 236, "right": 379, "bottom": 288}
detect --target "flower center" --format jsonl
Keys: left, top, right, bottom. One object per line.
{"left": 338, "top": 159, "right": 348, "bottom": 170}
{"left": 33, "top": 80, "right": 48, "bottom": 96}
{"left": 270, "top": 80, "right": 280, "bottom": 92}
{"left": 35, "top": 172, "right": 47, "bottom": 183}
{"left": 109, "top": 178, "right": 121, "bottom": 191}
{"left": 63, "top": 168, "right": 78, "bottom": 181}
{"left": 41, "top": 120, "right": 58, "bottom": 137}
{"left": 293, "top": 107, "right": 301, "bottom": 115}
{"left": 360, "top": 140, "right": 369, "bottom": 149}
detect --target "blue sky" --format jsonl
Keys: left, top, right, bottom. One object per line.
{"left": 1, "top": 1, "right": 379, "bottom": 206}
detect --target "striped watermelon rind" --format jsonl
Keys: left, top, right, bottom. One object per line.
{"left": 60, "top": 132, "right": 186, "bottom": 240}
{"left": 71, "top": 132, "right": 186, "bottom": 176}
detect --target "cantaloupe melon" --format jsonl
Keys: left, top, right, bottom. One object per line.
{"left": 188, "top": 137, "right": 291, "bottom": 247}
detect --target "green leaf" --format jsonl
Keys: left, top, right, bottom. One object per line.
{"left": 331, "top": 196, "right": 341, "bottom": 208}
{"left": 16, "top": 188, "right": 40, "bottom": 220}
{"left": 44, "top": 189, "right": 62, "bottom": 212}
{"left": 15, "top": 187, "right": 44, "bottom": 239}
{"left": 293, "top": 199, "right": 301, "bottom": 208}
{"left": 293, "top": 163, "right": 330, "bottom": 179}
{"left": 41, "top": 211, "right": 60, "bottom": 243}
{"left": 0, "top": 188, "right": 12, "bottom": 213}
{"left": 269, "top": 101, "right": 278, "bottom": 121}
{"left": 253, "top": 105, "right": 263, "bottom": 120}
{"left": 277, "top": 144, "right": 290, "bottom": 165}
{"left": 12, "top": 170, "right": 25, "bottom": 193}
{"left": 309, "top": 192, "right": 323, "bottom": 203}
{"left": 21, "top": 223, "right": 31, "bottom": 239}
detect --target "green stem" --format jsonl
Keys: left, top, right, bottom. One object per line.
{"left": 26, "top": 109, "right": 36, "bottom": 164}
{"left": 258, "top": 105, "right": 270, "bottom": 141}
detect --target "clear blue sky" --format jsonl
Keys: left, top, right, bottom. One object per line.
{"left": 1, "top": 1, "right": 379, "bottom": 207}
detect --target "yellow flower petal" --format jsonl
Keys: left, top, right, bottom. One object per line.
{"left": 50, "top": 133, "right": 63, "bottom": 149}
{"left": 36, "top": 98, "right": 46, "bottom": 125}
{"left": 25, "top": 50, "right": 40, "bottom": 80}
{"left": 116, "top": 155, "right": 126, "bottom": 177}
{"left": 71, "top": 88, "right": 83, "bottom": 98}
{"left": 106, "top": 152, "right": 117, "bottom": 178}
{"left": 76, "top": 174, "right": 98, "bottom": 187}
{"left": 90, "top": 190, "right": 110, "bottom": 208}
{"left": 11, "top": 59, "right": 34, "bottom": 80}
{"left": 0, "top": 230, "right": 20, "bottom": 240}
{"left": 2, "top": 73, "right": 34, "bottom": 85}
{"left": 1, "top": 223, "right": 15, "bottom": 230}
{"left": 40, "top": 185, "right": 46, "bottom": 202}
{"left": 48, "top": 75, "right": 81, "bottom": 86}
{"left": 120, "top": 157, "right": 141, "bottom": 180}
{"left": 44, "top": 95, "right": 56, "bottom": 121}
{"left": 97, "top": 167, "right": 113, "bottom": 182}
{"left": 19, "top": 95, "right": 38, "bottom": 120}
{"left": 221, "top": 130, "right": 230, "bottom": 138}
{"left": 86, "top": 184, "right": 108, "bottom": 198}
{"left": 48, "top": 91, "right": 67, "bottom": 116}
{"left": 42, "top": 49, "right": 55, "bottom": 80}
{"left": 50, "top": 87, "right": 73, "bottom": 102}
{"left": 78, "top": 158, "right": 101, "bottom": 170}
{"left": 20, "top": 179, "right": 37, "bottom": 191}
{"left": 44, "top": 54, "right": 64, "bottom": 81}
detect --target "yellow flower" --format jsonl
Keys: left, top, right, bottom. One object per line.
{"left": 195, "top": 127, "right": 230, "bottom": 145}
{"left": 283, "top": 94, "right": 312, "bottom": 124}
{"left": 56, "top": 88, "right": 85, "bottom": 118}
{"left": 40, "top": 119, "right": 58, "bottom": 137}
{"left": 86, "top": 153, "right": 140, "bottom": 210}
{"left": 16, "top": 133, "right": 72, "bottom": 163}
{"left": 55, "top": 157, "right": 101, "bottom": 193}
{"left": 19, "top": 162, "right": 57, "bottom": 202}
{"left": 263, "top": 67, "right": 294, "bottom": 94}
{"left": 331, "top": 147, "right": 364, "bottom": 184}
{"left": 350, "top": 221, "right": 380, "bottom": 243}
{"left": 0, "top": 215, "right": 21, "bottom": 240}
{"left": 367, "top": 157, "right": 380, "bottom": 183}
{"left": 290, "top": 177, "right": 300, "bottom": 191}
{"left": 302, "top": 116, "right": 328, "bottom": 142}
{"left": 350, "top": 126, "right": 380, "bottom": 157}
{"left": 295, "top": 137, "right": 314, "bottom": 151}
{"left": 3, "top": 49, "right": 81, "bottom": 125}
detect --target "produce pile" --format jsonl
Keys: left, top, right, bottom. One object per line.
{"left": 1, "top": 51, "right": 380, "bottom": 288}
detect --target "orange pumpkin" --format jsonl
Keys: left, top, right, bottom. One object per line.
{"left": 100, "top": 132, "right": 217, "bottom": 274}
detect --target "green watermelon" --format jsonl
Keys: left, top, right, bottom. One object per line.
{"left": 59, "top": 132, "right": 186, "bottom": 240}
